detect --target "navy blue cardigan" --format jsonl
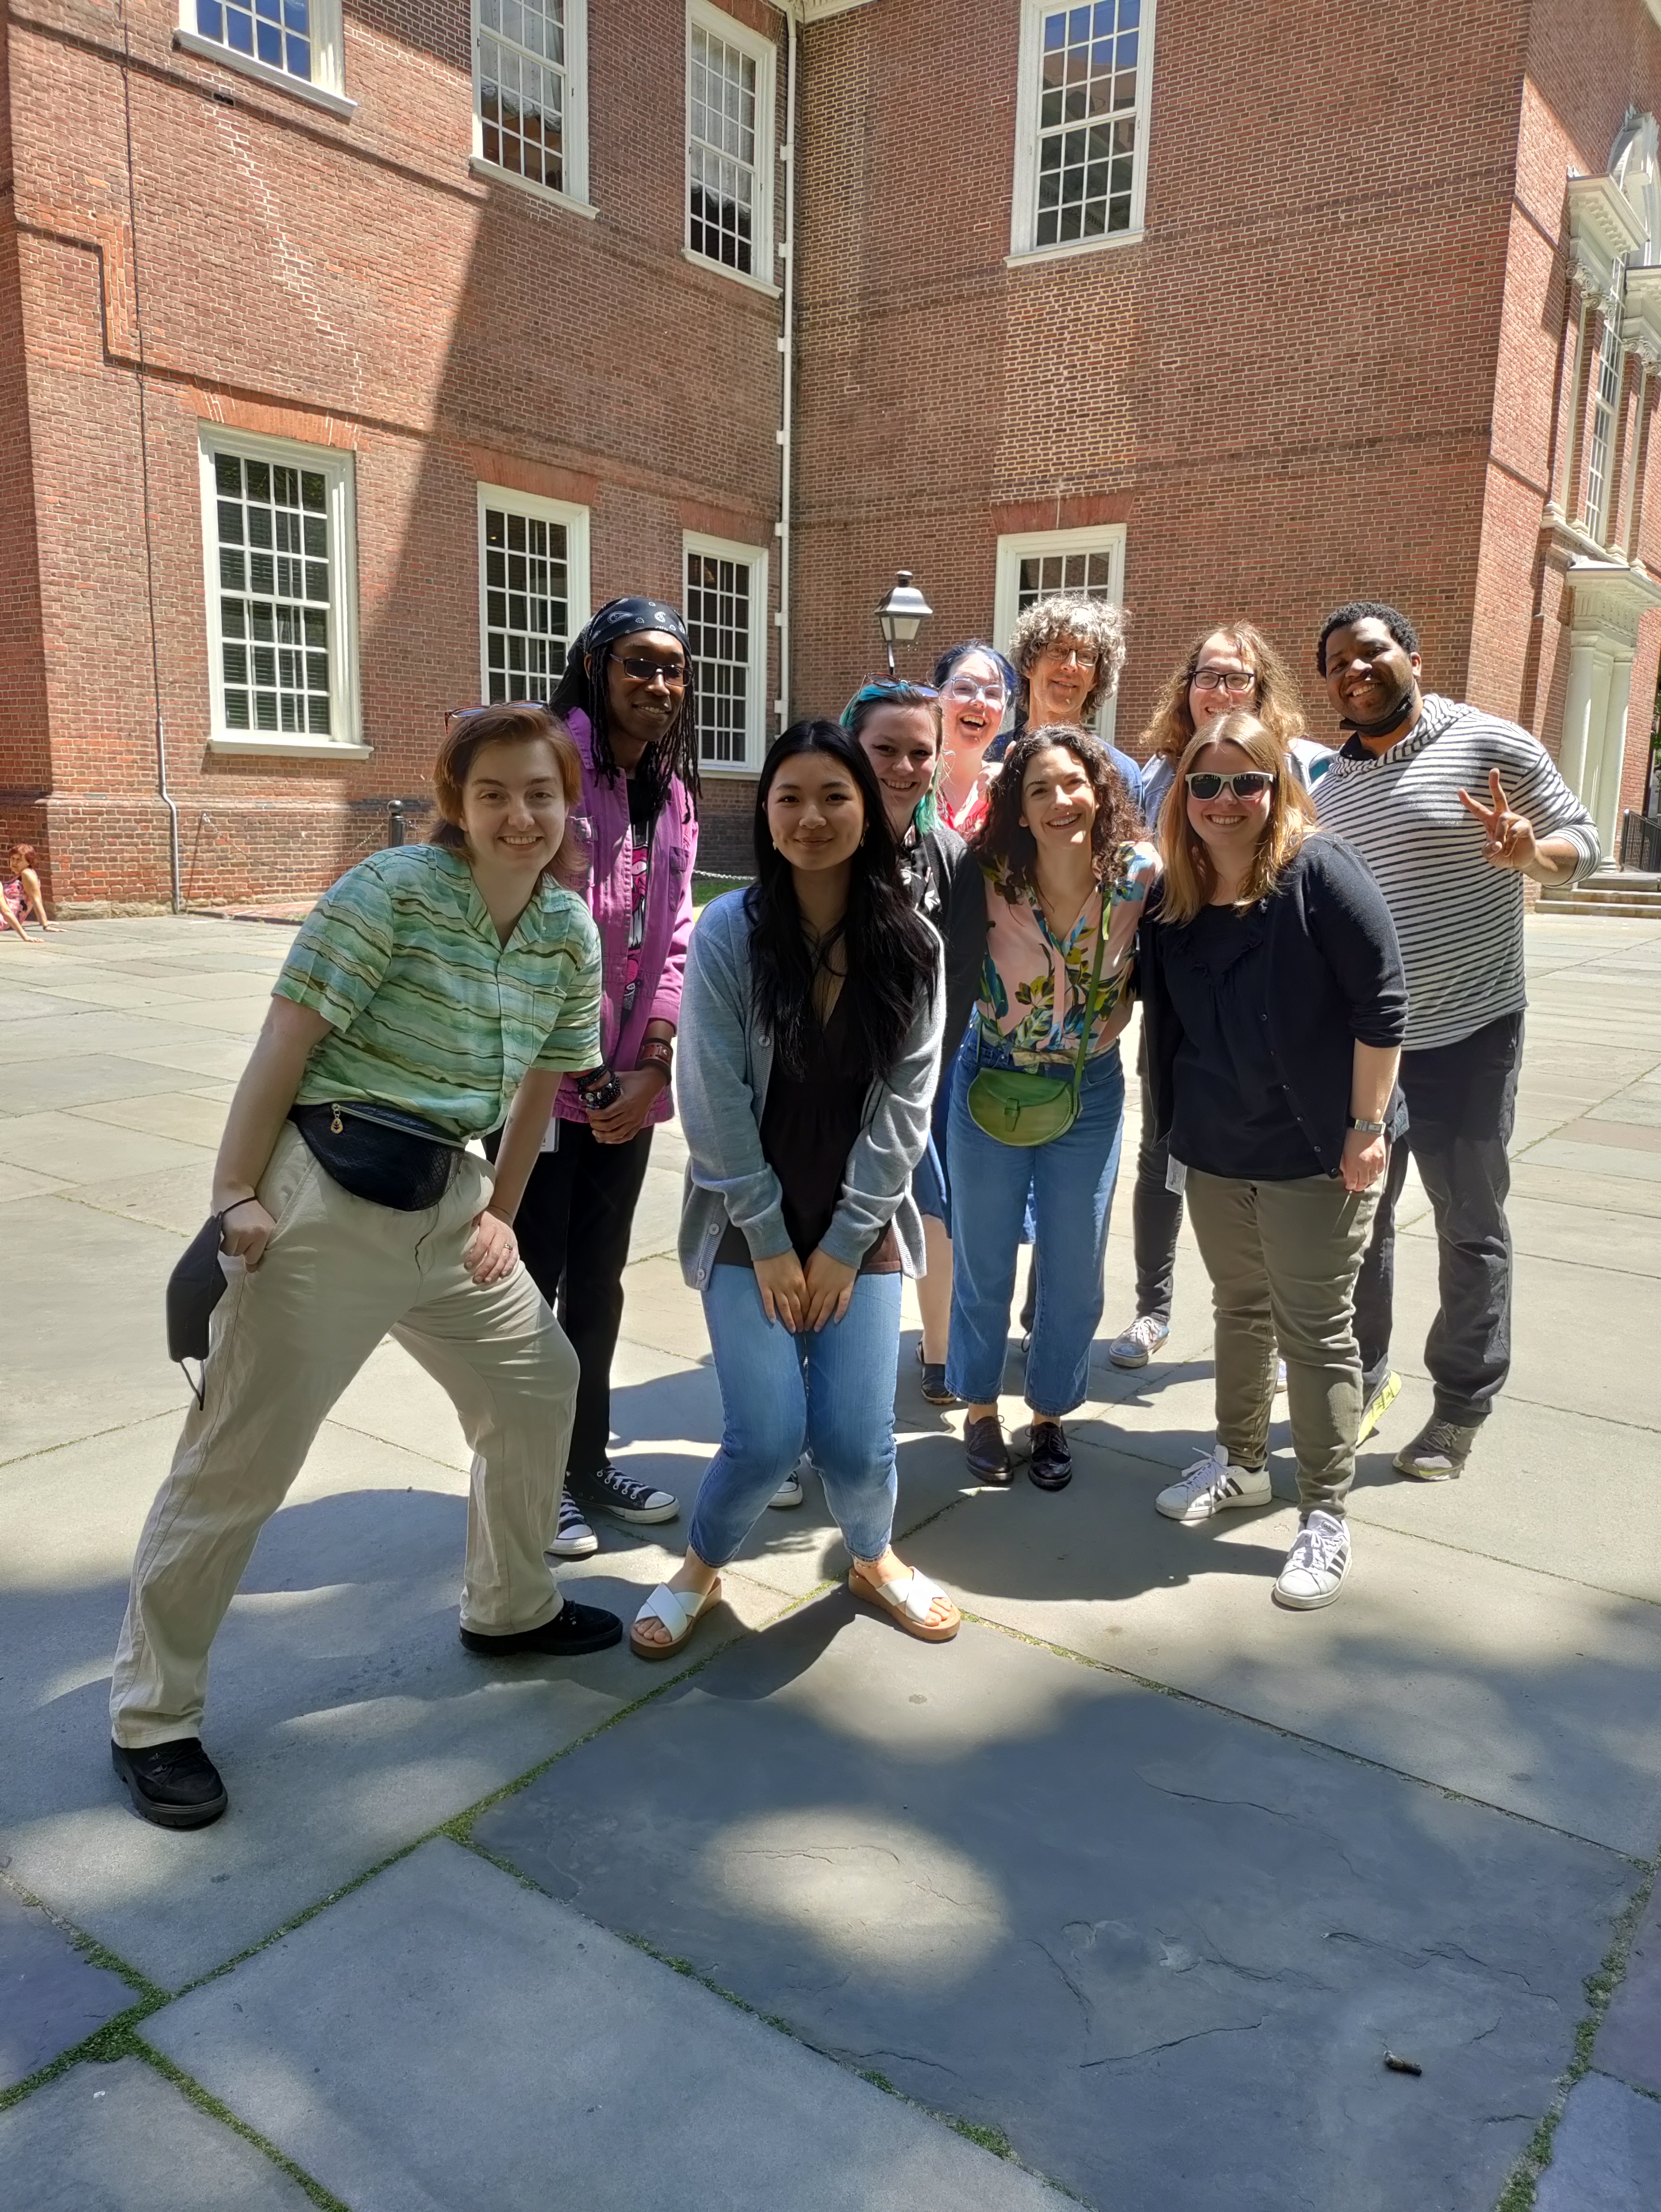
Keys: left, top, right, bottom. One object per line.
{"left": 1140, "top": 835, "right": 1408, "bottom": 1176}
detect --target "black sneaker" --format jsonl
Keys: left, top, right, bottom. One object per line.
{"left": 964, "top": 1415, "right": 1013, "bottom": 1485}
{"left": 567, "top": 1463, "right": 679, "bottom": 1526}
{"left": 547, "top": 1491, "right": 599, "bottom": 1560}
{"left": 917, "top": 1347, "right": 958, "bottom": 1406}
{"left": 111, "top": 1738, "right": 228, "bottom": 1830}
{"left": 460, "top": 1600, "right": 623, "bottom": 1657}
{"left": 1394, "top": 1416, "right": 1480, "bottom": 1482}
{"left": 1028, "top": 1420, "right": 1073, "bottom": 1492}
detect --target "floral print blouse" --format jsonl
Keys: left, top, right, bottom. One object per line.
{"left": 973, "top": 840, "right": 1160, "bottom": 1070}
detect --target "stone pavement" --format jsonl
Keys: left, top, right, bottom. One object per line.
{"left": 1, "top": 912, "right": 1658, "bottom": 2210}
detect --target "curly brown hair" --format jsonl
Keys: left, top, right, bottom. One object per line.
{"left": 1139, "top": 619, "right": 1306, "bottom": 763}
{"left": 1008, "top": 595, "right": 1129, "bottom": 727}
{"left": 972, "top": 724, "right": 1142, "bottom": 900}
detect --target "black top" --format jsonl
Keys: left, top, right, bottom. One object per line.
{"left": 1140, "top": 836, "right": 1409, "bottom": 1180}
{"left": 898, "top": 818, "right": 986, "bottom": 1081}
{"left": 714, "top": 989, "right": 900, "bottom": 1273}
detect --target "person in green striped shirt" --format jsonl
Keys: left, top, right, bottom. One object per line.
{"left": 110, "top": 703, "right": 624, "bottom": 1834}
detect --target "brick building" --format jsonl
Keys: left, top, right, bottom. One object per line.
{"left": 3, "top": 0, "right": 1661, "bottom": 905}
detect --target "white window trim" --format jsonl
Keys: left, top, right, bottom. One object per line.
{"left": 1009, "top": 0, "right": 1157, "bottom": 262}
{"left": 685, "top": 1, "right": 778, "bottom": 288}
{"left": 684, "top": 530, "right": 769, "bottom": 774}
{"left": 476, "top": 484, "right": 592, "bottom": 705}
{"left": 174, "top": 0, "right": 353, "bottom": 113}
{"left": 198, "top": 426, "right": 365, "bottom": 758}
{"left": 470, "top": 0, "right": 591, "bottom": 211}
{"left": 994, "top": 523, "right": 1129, "bottom": 744}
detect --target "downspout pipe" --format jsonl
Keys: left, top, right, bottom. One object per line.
{"left": 768, "top": 3, "right": 798, "bottom": 738}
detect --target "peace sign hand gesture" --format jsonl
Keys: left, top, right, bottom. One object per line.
{"left": 1457, "top": 768, "right": 1539, "bottom": 874}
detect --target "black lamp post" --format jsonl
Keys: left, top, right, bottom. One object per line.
{"left": 875, "top": 569, "right": 933, "bottom": 678}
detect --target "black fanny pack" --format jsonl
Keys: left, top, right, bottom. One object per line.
{"left": 289, "top": 1101, "right": 463, "bottom": 1211}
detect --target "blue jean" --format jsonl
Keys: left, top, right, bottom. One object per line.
{"left": 946, "top": 1037, "right": 1126, "bottom": 1416}
{"left": 689, "top": 1266, "right": 903, "bottom": 1567}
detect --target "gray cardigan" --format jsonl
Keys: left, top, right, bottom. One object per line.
{"left": 676, "top": 889, "right": 944, "bottom": 1290}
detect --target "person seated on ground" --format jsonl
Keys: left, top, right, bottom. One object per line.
{"left": 997, "top": 593, "right": 1146, "bottom": 813}
{"left": 930, "top": 640, "right": 1018, "bottom": 839}
{"left": 2, "top": 844, "right": 48, "bottom": 940}
{"left": 109, "top": 702, "right": 619, "bottom": 1834}
{"left": 631, "top": 719, "right": 958, "bottom": 1660}
{"left": 1139, "top": 710, "right": 1405, "bottom": 1612}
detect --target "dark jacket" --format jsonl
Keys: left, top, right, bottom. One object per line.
{"left": 1140, "top": 835, "right": 1408, "bottom": 1177}
{"left": 899, "top": 819, "right": 987, "bottom": 1084}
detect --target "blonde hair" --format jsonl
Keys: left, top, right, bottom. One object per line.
{"left": 1157, "top": 711, "right": 1315, "bottom": 926}
{"left": 1139, "top": 619, "right": 1306, "bottom": 764}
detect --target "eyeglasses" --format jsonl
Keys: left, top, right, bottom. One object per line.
{"left": 1185, "top": 770, "right": 1276, "bottom": 800}
{"left": 615, "top": 653, "right": 687, "bottom": 687}
{"left": 1192, "top": 666, "right": 1258, "bottom": 697}
{"left": 942, "top": 675, "right": 1008, "bottom": 705}
{"left": 1040, "top": 644, "right": 1099, "bottom": 672}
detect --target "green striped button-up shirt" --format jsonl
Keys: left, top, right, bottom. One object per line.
{"left": 276, "top": 845, "right": 602, "bottom": 1139}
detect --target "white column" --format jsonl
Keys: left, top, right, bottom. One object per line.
{"left": 1591, "top": 649, "right": 1635, "bottom": 858}
{"left": 1558, "top": 635, "right": 1600, "bottom": 797}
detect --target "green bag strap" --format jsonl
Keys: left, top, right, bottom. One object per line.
{"left": 1067, "top": 882, "right": 1111, "bottom": 1108}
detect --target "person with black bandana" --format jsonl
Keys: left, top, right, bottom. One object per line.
{"left": 486, "top": 596, "right": 702, "bottom": 1556}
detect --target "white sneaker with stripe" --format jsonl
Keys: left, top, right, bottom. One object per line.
{"left": 1155, "top": 1443, "right": 1272, "bottom": 1524}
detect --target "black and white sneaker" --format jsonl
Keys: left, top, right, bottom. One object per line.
{"left": 547, "top": 1491, "right": 599, "bottom": 1559}
{"left": 567, "top": 1463, "right": 679, "bottom": 1526}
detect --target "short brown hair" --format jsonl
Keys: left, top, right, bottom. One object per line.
{"left": 431, "top": 703, "right": 585, "bottom": 884}
{"left": 973, "top": 723, "right": 1141, "bottom": 899}
{"left": 1140, "top": 619, "right": 1306, "bottom": 765}
{"left": 10, "top": 843, "right": 37, "bottom": 869}
{"left": 1158, "top": 710, "right": 1315, "bottom": 926}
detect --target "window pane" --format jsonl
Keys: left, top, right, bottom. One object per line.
{"left": 481, "top": 504, "right": 570, "bottom": 703}
{"left": 212, "top": 448, "right": 334, "bottom": 737}
{"left": 688, "top": 28, "right": 758, "bottom": 276}
{"left": 199, "top": 0, "right": 313, "bottom": 83}
{"left": 476, "top": 2, "right": 567, "bottom": 195}
{"left": 1034, "top": 2, "right": 1140, "bottom": 244}
{"left": 687, "top": 548, "right": 753, "bottom": 766}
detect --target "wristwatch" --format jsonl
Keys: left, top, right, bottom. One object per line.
{"left": 1347, "top": 1115, "right": 1386, "bottom": 1134}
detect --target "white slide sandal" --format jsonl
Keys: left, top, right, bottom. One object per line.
{"left": 629, "top": 1578, "right": 722, "bottom": 1662}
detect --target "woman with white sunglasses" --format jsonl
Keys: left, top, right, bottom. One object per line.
{"left": 931, "top": 641, "right": 1018, "bottom": 839}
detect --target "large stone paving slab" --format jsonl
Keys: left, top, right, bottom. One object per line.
{"left": 1594, "top": 1883, "right": 1661, "bottom": 2099}
{"left": 0, "top": 1886, "right": 135, "bottom": 2088}
{"left": 144, "top": 1838, "right": 1058, "bottom": 2212}
{"left": 0, "top": 2057, "right": 317, "bottom": 2210}
{"left": 475, "top": 1605, "right": 1635, "bottom": 2212}
{"left": 1535, "top": 2071, "right": 1661, "bottom": 2212}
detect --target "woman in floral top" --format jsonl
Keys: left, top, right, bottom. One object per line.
{"left": 946, "top": 725, "right": 1159, "bottom": 1490}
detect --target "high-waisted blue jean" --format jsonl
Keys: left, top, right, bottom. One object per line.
{"left": 945, "top": 1036, "right": 1126, "bottom": 1416}
{"left": 689, "top": 1265, "right": 903, "bottom": 1568}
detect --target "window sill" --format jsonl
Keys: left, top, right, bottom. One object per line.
{"left": 172, "top": 31, "right": 358, "bottom": 118}
{"left": 1005, "top": 227, "right": 1145, "bottom": 270}
{"left": 208, "top": 734, "right": 373, "bottom": 761}
{"left": 698, "top": 757, "right": 761, "bottom": 778}
{"left": 468, "top": 157, "right": 598, "bottom": 219}
{"left": 680, "top": 246, "right": 782, "bottom": 299}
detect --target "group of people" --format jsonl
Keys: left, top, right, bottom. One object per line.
{"left": 104, "top": 587, "right": 1600, "bottom": 1833}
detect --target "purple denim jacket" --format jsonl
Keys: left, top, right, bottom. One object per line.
{"left": 553, "top": 708, "right": 698, "bottom": 1127}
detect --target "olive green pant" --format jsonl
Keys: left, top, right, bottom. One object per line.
{"left": 111, "top": 1125, "right": 577, "bottom": 1749}
{"left": 1185, "top": 1169, "right": 1379, "bottom": 1517}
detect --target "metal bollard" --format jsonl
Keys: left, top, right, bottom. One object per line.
{"left": 386, "top": 800, "right": 405, "bottom": 847}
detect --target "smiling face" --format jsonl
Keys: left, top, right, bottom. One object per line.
{"left": 939, "top": 650, "right": 1009, "bottom": 760}
{"left": 856, "top": 703, "right": 939, "bottom": 838}
{"left": 1018, "top": 742, "right": 1097, "bottom": 860}
{"left": 764, "top": 749, "right": 865, "bottom": 875}
{"left": 600, "top": 627, "right": 689, "bottom": 751}
{"left": 1188, "top": 630, "right": 1259, "bottom": 729}
{"left": 459, "top": 736, "right": 569, "bottom": 879}
{"left": 1321, "top": 616, "right": 1420, "bottom": 729}
{"left": 1028, "top": 636, "right": 1098, "bottom": 726}
{"left": 1184, "top": 737, "right": 1275, "bottom": 869}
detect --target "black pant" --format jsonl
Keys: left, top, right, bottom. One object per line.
{"left": 486, "top": 1120, "right": 654, "bottom": 1485}
{"left": 1131, "top": 1034, "right": 1184, "bottom": 1323}
{"left": 1353, "top": 1013, "right": 1522, "bottom": 1427}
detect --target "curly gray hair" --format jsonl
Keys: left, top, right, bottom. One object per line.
{"left": 1009, "top": 594, "right": 1129, "bottom": 725}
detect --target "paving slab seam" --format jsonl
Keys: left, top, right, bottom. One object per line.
{"left": 1495, "top": 1856, "right": 1660, "bottom": 2212}
{"left": 127, "top": 2040, "right": 351, "bottom": 2212}
{"left": 0, "top": 1873, "right": 166, "bottom": 2118}
{"left": 954, "top": 1608, "right": 1656, "bottom": 1864}
{"left": 0, "top": 1406, "right": 182, "bottom": 1472}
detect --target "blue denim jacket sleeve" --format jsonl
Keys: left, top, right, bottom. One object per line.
{"left": 819, "top": 924, "right": 945, "bottom": 1271}
{"left": 676, "top": 894, "right": 794, "bottom": 1267}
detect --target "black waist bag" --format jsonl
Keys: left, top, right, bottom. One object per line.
{"left": 289, "top": 1102, "right": 462, "bottom": 1211}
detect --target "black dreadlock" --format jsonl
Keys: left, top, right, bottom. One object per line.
{"left": 549, "top": 633, "right": 702, "bottom": 821}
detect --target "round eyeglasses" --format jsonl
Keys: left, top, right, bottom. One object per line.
{"left": 1191, "top": 666, "right": 1258, "bottom": 697}
{"left": 942, "top": 675, "right": 1008, "bottom": 705}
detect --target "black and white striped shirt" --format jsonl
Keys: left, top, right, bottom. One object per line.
{"left": 1313, "top": 695, "right": 1600, "bottom": 1051}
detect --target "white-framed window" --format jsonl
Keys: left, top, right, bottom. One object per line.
{"left": 477, "top": 487, "right": 591, "bottom": 705}
{"left": 994, "top": 524, "right": 1129, "bottom": 741}
{"left": 176, "top": 0, "right": 349, "bottom": 109}
{"left": 1010, "top": 0, "right": 1156, "bottom": 261}
{"left": 685, "top": 533, "right": 768, "bottom": 771}
{"left": 472, "top": 0, "right": 590, "bottom": 207}
{"left": 686, "top": 3, "right": 776, "bottom": 285}
{"left": 1583, "top": 307, "right": 1624, "bottom": 543}
{"left": 198, "top": 429, "right": 363, "bottom": 755}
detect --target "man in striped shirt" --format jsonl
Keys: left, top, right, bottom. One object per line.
{"left": 1312, "top": 602, "right": 1599, "bottom": 1481}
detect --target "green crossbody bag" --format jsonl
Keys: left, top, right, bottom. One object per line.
{"left": 966, "top": 891, "right": 1110, "bottom": 1148}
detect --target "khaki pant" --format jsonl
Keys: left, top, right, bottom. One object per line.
{"left": 1185, "top": 1168, "right": 1379, "bottom": 1517}
{"left": 111, "top": 1125, "right": 578, "bottom": 1748}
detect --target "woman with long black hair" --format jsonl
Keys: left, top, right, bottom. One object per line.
{"left": 630, "top": 720, "right": 957, "bottom": 1658}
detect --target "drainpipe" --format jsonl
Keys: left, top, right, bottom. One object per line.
{"left": 769, "top": 4, "right": 798, "bottom": 737}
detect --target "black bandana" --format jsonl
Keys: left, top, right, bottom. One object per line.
{"left": 579, "top": 596, "right": 689, "bottom": 662}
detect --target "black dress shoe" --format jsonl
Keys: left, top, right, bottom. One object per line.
{"left": 111, "top": 1738, "right": 228, "bottom": 1830}
{"left": 1028, "top": 1421, "right": 1073, "bottom": 1491}
{"left": 964, "top": 1415, "right": 1013, "bottom": 1484}
{"left": 460, "top": 1599, "right": 623, "bottom": 1657}
{"left": 918, "top": 1349, "right": 959, "bottom": 1407}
